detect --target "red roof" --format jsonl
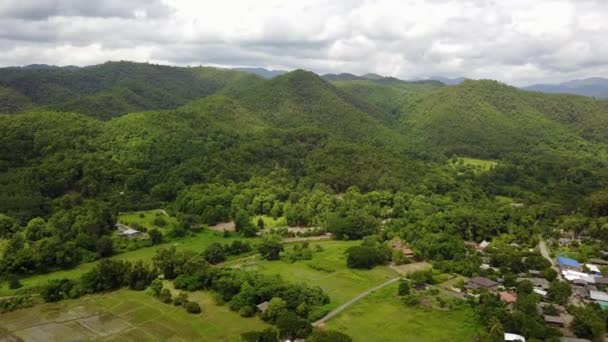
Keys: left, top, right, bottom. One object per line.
{"left": 500, "top": 291, "right": 517, "bottom": 303}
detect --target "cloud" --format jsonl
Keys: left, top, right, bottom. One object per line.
{"left": 0, "top": 0, "right": 607, "bottom": 85}
{"left": 0, "top": 0, "right": 172, "bottom": 20}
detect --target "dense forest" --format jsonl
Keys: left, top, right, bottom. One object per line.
{"left": 1, "top": 60, "right": 608, "bottom": 280}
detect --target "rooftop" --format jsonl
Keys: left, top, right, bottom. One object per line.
{"left": 589, "top": 290, "right": 608, "bottom": 302}
{"left": 557, "top": 256, "right": 581, "bottom": 268}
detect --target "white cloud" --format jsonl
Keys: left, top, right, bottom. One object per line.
{"left": 0, "top": 0, "right": 607, "bottom": 85}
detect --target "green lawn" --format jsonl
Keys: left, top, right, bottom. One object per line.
{"left": 234, "top": 240, "right": 398, "bottom": 309}
{"left": 0, "top": 230, "right": 259, "bottom": 296}
{"left": 117, "top": 209, "right": 178, "bottom": 231}
{"left": 0, "top": 289, "right": 268, "bottom": 341}
{"left": 325, "top": 283, "right": 482, "bottom": 342}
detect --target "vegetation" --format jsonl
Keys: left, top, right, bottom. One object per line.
{"left": 2, "top": 61, "right": 608, "bottom": 341}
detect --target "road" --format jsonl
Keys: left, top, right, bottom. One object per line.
{"left": 312, "top": 277, "right": 401, "bottom": 326}
{"left": 539, "top": 238, "right": 561, "bottom": 280}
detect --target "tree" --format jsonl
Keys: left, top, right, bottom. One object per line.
{"left": 148, "top": 228, "right": 163, "bottom": 245}
{"left": 235, "top": 209, "right": 256, "bottom": 237}
{"left": 258, "top": 235, "right": 283, "bottom": 260}
{"left": 25, "top": 217, "right": 47, "bottom": 241}
{"left": 275, "top": 310, "right": 312, "bottom": 340}
{"left": 346, "top": 245, "right": 389, "bottom": 269}
{"left": 203, "top": 243, "right": 226, "bottom": 264}
{"left": 0, "top": 214, "right": 19, "bottom": 239}
{"left": 41, "top": 279, "right": 75, "bottom": 302}
{"left": 398, "top": 280, "right": 410, "bottom": 296}
{"left": 261, "top": 297, "right": 287, "bottom": 323}
{"left": 547, "top": 280, "right": 572, "bottom": 305}
{"left": 487, "top": 317, "right": 505, "bottom": 342}
{"left": 185, "top": 301, "right": 201, "bottom": 313}
{"left": 150, "top": 279, "right": 163, "bottom": 297}
{"left": 159, "top": 288, "right": 172, "bottom": 303}
{"left": 152, "top": 247, "right": 178, "bottom": 279}
{"left": 241, "top": 328, "right": 279, "bottom": 342}
{"left": 257, "top": 218, "right": 265, "bottom": 230}
{"left": 96, "top": 236, "right": 114, "bottom": 257}
{"left": 571, "top": 306, "right": 605, "bottom": 341}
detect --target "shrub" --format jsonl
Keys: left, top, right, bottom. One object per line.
{"left": 159, "top": 288, "right": 172, "bottom": 303}
{"left": 185, "top": 301, "right": 201, "bottom": 314}
{"left": 239, "top": 306, "right": 255, "bottom": 317}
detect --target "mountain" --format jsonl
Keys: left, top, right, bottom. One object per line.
{"left": 321, "top": 73, "right": 366, "bottom": 81}
{"left": 523, "top": 77, "right": 608, "bottom": 98}
{"left": 233, "top": 67, "right": 288, "bottom": 78}
{"left": 0, "top": 61, "right": 263, "bottom": 119}
{"left": 428, "top": 76, "right": 467, "bottom": 85}
{"left": 361, "top": 73, "right": 383, "bottom": 80}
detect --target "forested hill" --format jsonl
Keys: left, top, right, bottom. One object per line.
{"left": 0, "top": 61, "right": 263, "bottom": 119}
{"left": 2, "top": 61, "right": 608, "bottom": 278}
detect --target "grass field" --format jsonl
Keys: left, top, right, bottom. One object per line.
{"left": 0, "top": 230, "right": 259, "bottom": 296}
{"left": 117, "top": 209, "right": 178, "bottom": 231}
{"left": 0, "top": 289, "right": 268, "bottom": 341}
{"left": 234, "top": 240, "right": 398, "bottom": 309}
{"left": 252, "top": 215, "right": 287, "bottom": 228}
{"left": 325, "top": 283, "right": 482, "bottom": 341}
{"left": 452, "top": 157, "right": 497, "bottom": 172}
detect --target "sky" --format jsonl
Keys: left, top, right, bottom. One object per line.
{"left": 0, "top": 0, "right": 607, "bottom": 86}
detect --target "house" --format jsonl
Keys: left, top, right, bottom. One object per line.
{"left": 589, "top": 258, "right": 608, "bottom": 266}
{"left": 504, "top": 333, "right": 526, "bottom": 342}
{"left": 528, "top": 270, "right": 541, "bottom": 276}
{"left": 256, "top": 301, "right": 269, "bottom": 313}
{"left": 544, "top": 315, "right": 566, "bottom": 327}
{"left": 533, "top": 288, "right": 547, "bottom": 297}
{"left": 558, "top": 238, "right": 573, "bottom": 247}
{"left": 500, "top": 291, "right": 517, "bottom": 304}
{"left": 557, "top": 256, "right": 582, "bottom": 272}
{"left": 589, "top": 290, "right": 608, "bottom": 306}
{"left": 585, "top": 264, "right": 601, "bottom": 275}
{"left": 466, "top": 277, "right": 499, "bottom": 291}
{"left": 120, "top": 228, "right": 141, "bottom": 237}
{"left": 510, "top": 202, "right": 525, "bottom": 208}
{"left": 573, "top": 287, "right": 589, "bottom": 299}
{"left": 392, "top": 241, "right": 415, "bottom": 258}
{"left": 479, "top": 240, "right": 490, "bottom": 250}
{"left": 516, "top": 277, "right": 550, "bottom": 290}
{"left": 594, "top": 277, "right": 608, "bottom": 285}
{"left": 562, "top": 270, "right": 595, "bottom": 284}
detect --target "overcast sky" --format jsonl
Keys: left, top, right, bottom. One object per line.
{"left": 1, "top": 0, "right": 607, "bottom": 86}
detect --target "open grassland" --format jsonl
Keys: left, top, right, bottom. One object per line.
{"left": 234, "top": 240, "right": 398, "bottom": 309}
{"left": 252, "top": 215, "right": 287, "bottom": 228}
{"left": 0, "top": 289, "right": 268, "bottom": 342}
{"left": 324, "top": 283, "right": 482, "bottom": 342}
{"left": 0, "top": 231, "right": 258, "bottom": 297}
{"left": 117, "top": 209, "right": 178, "bottom": 231}
{"left": 452, "top": 157, "right": 498, "bottom": 172}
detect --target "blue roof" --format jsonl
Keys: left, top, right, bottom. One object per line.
{"left": 557, "top": 256, "right": 580, "bottom": 267}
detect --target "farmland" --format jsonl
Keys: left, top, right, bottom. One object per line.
{"left": 324, "top": 282, "right": 482, "bottom": 342}
{"left": 0, "top": 289, "right": 268, "bottom": 341}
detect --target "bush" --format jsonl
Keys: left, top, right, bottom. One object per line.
{"left": 7, "top": 274, "right": 22, "bottom": 289}
{"left": 159, "top": 288, "right": 172, "bottom": 303}
{"left": 185, "top": 301, "right": 202, "bottom": 314}
{"left": 154, "top": 216, "right": 167, "bottom": 227}
{"left": 398, "top": 280, "right": 410, "bottom": 296}
{"left": 173, "top": 292, "right": 189, "bottom": 306}
{"left": 239, "top": 305, "right": 255, "bottom": 317}
{"left": 346, "top": 245, "right": 390, "bottom": 269}
{"left": 307, "top": 261, "right": 335, "bottom": 273}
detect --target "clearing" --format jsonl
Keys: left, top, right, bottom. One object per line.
{"left": 232, "top": 240, "right": 398, "bottom": 309}
{"left": 451, "top": 157, "right": 497, "bottom": 172}
{"left": 117, "top": 209, "right": 178, "bottom": 231}
{"left": 0, "top": 289, "right": 267, "bottom": 342}
{"left": 324, "top": 282, "right": 482, "bottom": 341}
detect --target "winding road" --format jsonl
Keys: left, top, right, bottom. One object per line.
{"left": 312, "top": 277, "right": 401, "bottom": 326}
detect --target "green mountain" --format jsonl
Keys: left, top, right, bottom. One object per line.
{"left": 0, "top": 61, "right": 263, "bottom": 119}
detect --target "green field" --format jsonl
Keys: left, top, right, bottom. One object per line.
{"left": 0, "top": 289, "right": 268, "bottom": 341}
{"left": 234, "top": 240, "right": 398, "bottom": 309}
{"left": 252, "top": 215, "right": 287, "bottom": 228}
{"left": 117, "top": 209, "right": 179, "bottom": 231}
{"left": 325, "top": 283, "right": 482, "bottom": 341}
{"left": 0, "top": 230, "right": 258, "bottom": 296}
{"left": 452, "top": 157, "right": 498, "bottom": 172}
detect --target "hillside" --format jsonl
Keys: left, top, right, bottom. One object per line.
{"left": 0, "top": 62, "right": 263, "bottom": 119}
